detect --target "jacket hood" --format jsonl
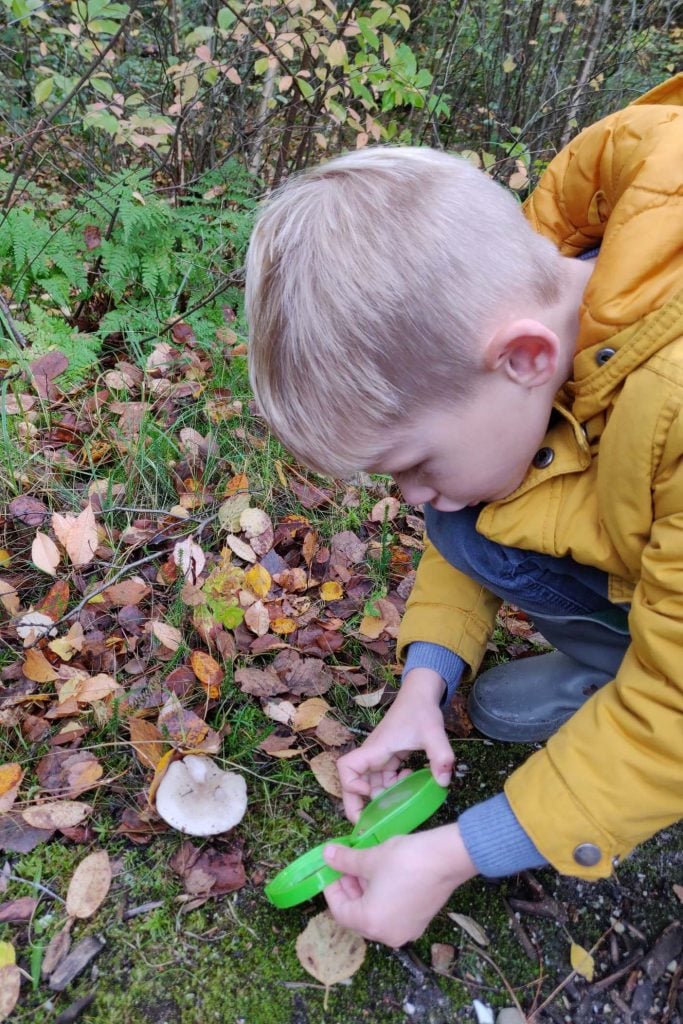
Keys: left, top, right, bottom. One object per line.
{"left": 524, "top": 73, "right": 683, "bottom": 417}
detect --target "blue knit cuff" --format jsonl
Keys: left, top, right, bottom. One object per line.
{"left": 402, "top": 642, "right": 466, "bottom": 708}
{"left": 458, "top": 792, "right": 548, "bottom": 877}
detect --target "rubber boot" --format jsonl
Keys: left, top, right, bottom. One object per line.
{"left": 468, "top": 609, "right": 630, "bottom": 743}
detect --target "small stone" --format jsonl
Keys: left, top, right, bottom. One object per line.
{"left": 473, "top": 999, "right": 494, "bottom": 1024}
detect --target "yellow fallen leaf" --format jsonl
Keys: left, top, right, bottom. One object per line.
{"left": 358, "top": 613, "right": 385, "bottom": 639}
{"left": 244, "top": 563, "right": 272, "bottom": 598}
{"left": 570, "top": 941, "right": 595, "bottom": 982}
{"left": 190, "top": 650, "right": 223, "bottom": 697}
{"left": 0, "top": 943, "right": 15, "bottom": 968}
{"left": 22, "top": 647, "right": 60, "bottom": 683}
{"left": 0, "top": 764, "right": 23, "bottom": 814}
{"left": 320, "top": 581, "right": 343, "bottom": 601}
{"left": 293, "top": 698, "right": 330, "bottom": 731}
{"left": 0, "top": 550, "right": 10, "bottom": 568}
{"left": 271, "top": 617, "right": 298, "bottom": 635}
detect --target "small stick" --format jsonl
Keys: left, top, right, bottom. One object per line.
{"left": 0, "top": 295, "right": 28, "bottom": 349}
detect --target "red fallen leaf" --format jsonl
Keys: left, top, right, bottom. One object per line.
{"left": 443, "top": 692, "right": 473, "bottom": 738}
{"left": 9, "top": 495, "right": 50, "bottom": 527}
{"left": 0, "top": 813, "right": 54, "bottom": 853}
{"left": 0, "top": 896, "right": 38, "bottom": 923}
{"left": 289, "top": 478, "right": 332, "bottom": 509}
{"left": 171, "top": 321, "right": 196, "bottom": 345}
{"left": 58, "top": 824, "right": 97, "bottom": 844}
{"left": 169, "top": 840, "right": 246, "bottom": 896}
{"left": 83, "top": 224, "right": 101, "bottom": 250}
{"left": 163, "top": 665, "right": 196, "bottom": 699}
{"left": 35, "top": 579, "right": 70, "bottom": 621}
{"left": 234, "top": 666, "right": 288, "bottom": 698}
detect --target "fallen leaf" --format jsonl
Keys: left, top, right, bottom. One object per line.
{"left": 32, "top": 531, "right": 61, "bottom": 575}
{"left": 293, "top": 698, "right": 330, "bottom": 731}
{"left": 16, "top": 611, "right": 58, "bottom": 645}
{"left": 169, "top": 841, "right": 246, "bottom": 896}
{"left": 570, "top": 941, "right": 595, "bottom": 982}
{"left": 244, "top": 600, "right": 270, "bottom": 636}
{"left": 0, "top": 897, "right": 38, "bottom": 923}
{"left": 190, "top": 651, "right": 223, "bottom": 697}
{"left": 296, "top": 910, "right": 366, "bottom": 1001}
{"left": 9, "top": 495, "right": 49, "bottom": 526}
{"left": 234, "top": 666, "right": 288, "bottom": 698}
{"left": 52, "top": 504, "right": 98, "bottom": 567}
{"left": 42, "top": 923, "right": 72, "bottom": 979}
{"left": 0, "top": 765, "right": 23, "bottom": 814}
{"left": 431, "top": 942, "right": 455, "bottom": 973}
{"left": 218, "top": 492, "right": 251, "bottom": 532}
{"left": 225, "top": 534, "right": 257, "bottom": 563}
{"left": 22, "top": 648, "right": 60, "bottom": 683}
{"left": 244, "top": 563, "right": 272, "bottom": 598}
{"left": 674, "top": 883, "right": 683, "bottom": 904}
{"left": 448, "top": 912, "right": 490, "bottom": 947}
{"left": 309, "top": 751, "right": 342, "bottom": 797}
{"left": 358, "top": 613, "right": 385, "bottom": 639}
{"left": 370, "top": 496, "right": 400, "bottom": 522}
{"left": 315, "top": 716, "right": 353, "bottom": 747}
{"left": 320, "top": 581, "right": 343, "bottom": 601}
{"left": 101, "top": 579, "right": 151, "bottom": 606}
{"left": 352, "top": 686, "right": 386, "bottom": 708}
{"left": 129, "top": 719, "right": 167, "bottom": 769}
{"left": 262, "top": 699, "right": 296, "bottom": 725}
{"left": 0, "top": 943, "right": 14, "bottom": 968}
{"left": 173, "top": 538, "right": 206, "bottom": 579}
{"left": 21, "top": 801, "right": 92, "bottom": 830}
{"left": 151, "top": 621, "right": 183, "bottom": 651}
{"left": 65, "top": 850, "right": 112, "bottom": 919}
{"left": 0, "top": 963, "right": 20, "bottom": 1021}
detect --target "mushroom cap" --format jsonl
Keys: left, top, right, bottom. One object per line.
{"left": 155, "top": 755, "right": 247, "bottom": 836}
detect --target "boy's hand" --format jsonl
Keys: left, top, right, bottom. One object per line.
{"left": 323, "top": 823, "right": 478, "bottom": 947}
{"left": 336, "top": 668, "right": 455, "bottom": 822}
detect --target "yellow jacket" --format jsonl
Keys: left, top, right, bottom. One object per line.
{"left": 397, "top": 74, "right": 683, "bottom": 878}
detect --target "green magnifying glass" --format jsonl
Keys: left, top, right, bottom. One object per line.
{"left": 265, "top": 769, "right": 448, "bottom": 909}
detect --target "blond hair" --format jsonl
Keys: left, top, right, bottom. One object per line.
{"left": 246, "top": 146, "right": 562, "bottom": 477}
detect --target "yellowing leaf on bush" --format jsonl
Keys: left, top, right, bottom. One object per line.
{"left": 326, "top": 39, "right": 347, "bottom": 67}
{"left": 296, "top": 910, "right": 366, "bottom": 1008}
{"left": 65, "top": 850, "right": 112, "bottom": 919}
{"left": 570, "top": 941, "right": 595, "bottom": 982}
{"left": 23, "top": 648, "right": 60, "bottom": 683}
{"left": 32, "top": 531, "right": 61, "bottom": 575}
{"left": 244, "top": 563, "right": 272, "bottom": 598}
{"left": 320, "top": 581, "right": 343, "bottom": 602}
{"left": 52, "top": 504, "right": 98, "bottom": 567}
{"left": 190, "top": 651, "right": 223, "bottom": 697}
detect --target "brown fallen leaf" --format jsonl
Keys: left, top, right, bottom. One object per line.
{"left": 151, "top": 621, "right": 183, "bottom": 651}
{"left": 0, "top": 812, "right": 54, "bottom": 853}
{"left": 0, "top": 897, "right": 38, "bottom": 923}
{"left": 52, "top": 504, "right": 98, "bottom": 567}
{"left": 128, "top": 719, "right": 167, "bottom": 770}
{"left": 309, "top": 751, "right": 342, "bottom": 798}
{"left": 315, "top": 716, "right": 354, "bottom": 748}
{"left": 32, "top": 530, "right": 61, "bottom": 576}
{"left": 65, "top": 850, "right": 112, "bottom": 919}
{"left": 190, "top": 651, "right": 223, "bottom": 698}
{"left": 101, "top": 579, "right": 151, "bottom": 607}
{"left": 296, "top": 910, "right": 366, "bottom": 1007}
{"left": 244, "top": 600, "right": 270, "bottom": 636}
{"left": 42, "top": 921, "right": 73, "bottom": 979}
{"left": 370, "top": 496, "right": 401, "bottom": 522}
{"left": 9, "top": 495, "right": 49, "bottom": 527}
{"left": 170, "top": 841, "right": 246, "bottom": 897}
{"left": 234, "top": 666, "right": 288, "bottom": 698}
{"left": 36, "top": 579, "right": 70, "bottom": 621}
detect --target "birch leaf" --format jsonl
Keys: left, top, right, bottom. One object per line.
{"left": 32, "top": 531, "right": 61, "bottom": 575}
{"left": 570, "top": 941, "right": 595, "bottom": 981}
{"left": 448, "top": 911, "right": 490, "bottom": 946}
{"left": 296, "top": 911, "right": 365, "bottom": 995}
{"left": 65, "top": 850, "right": 112, "bottom": 919}
{"left": 52, "top": 504, "right": 98, "bottom": 567}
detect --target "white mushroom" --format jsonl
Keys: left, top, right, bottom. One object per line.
{"left": 154, "top": 755, "right": 247, "bottom": 836}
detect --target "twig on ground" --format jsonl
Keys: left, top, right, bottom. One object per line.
{"left": 8, "top": 873, "right": 65, "bottom": 904}
{"left": 0, "top": 295, "right": 28, "bottom": 350}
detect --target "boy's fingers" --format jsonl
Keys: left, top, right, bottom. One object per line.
{"left": 342, "top": 789, "right": 365, "bottom": 824}
{"left": 425, "top": 732, "right": 455, "bottom": 787}
{"left": 323, "top": 843, "right": 376, "bottom": 880}
{"left": 324, "top": 881, "right": 366, "bottom": 933}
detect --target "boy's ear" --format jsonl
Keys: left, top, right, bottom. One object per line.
{"left": 483, "top": 318, "right": 561, "bottom": 388}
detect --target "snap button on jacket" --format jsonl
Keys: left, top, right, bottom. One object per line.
{"left": 398, "top": 73, "right": 683, "bottom": 878}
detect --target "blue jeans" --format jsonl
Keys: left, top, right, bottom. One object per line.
{"left": 424, "top": 504, "right": 629, "bottom": 622}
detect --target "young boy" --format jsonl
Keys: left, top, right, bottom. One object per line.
{"left": 245, "top": 73, "right": 683, "bottom": 948}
